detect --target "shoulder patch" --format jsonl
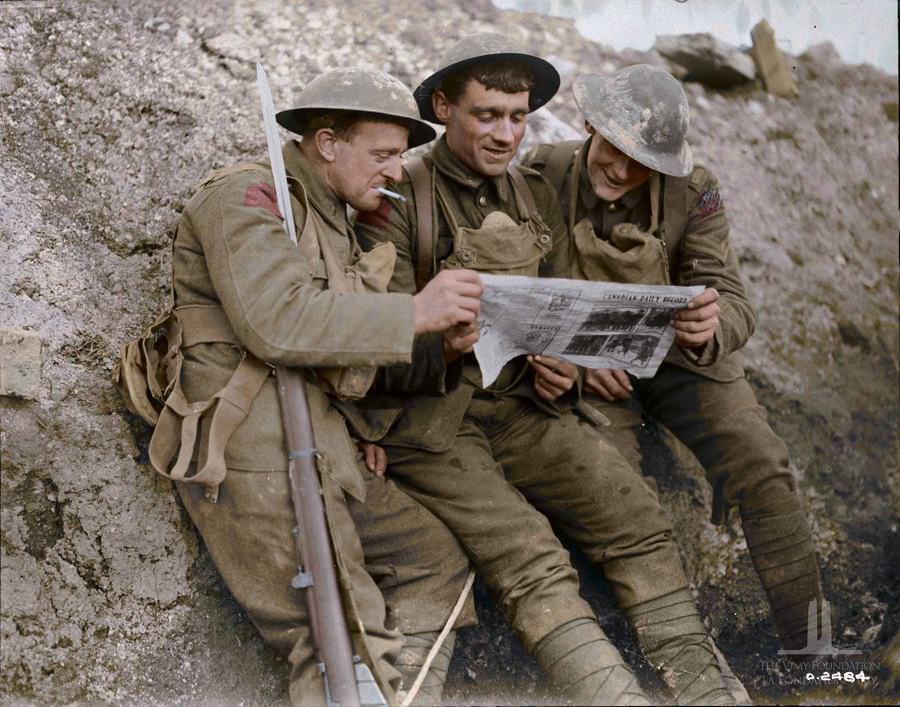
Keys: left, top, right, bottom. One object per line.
{"left": 696, "top": 187, "right": 723, "bottom": 218}
{"left": 242, "top": 182, "right": 283, "bottom": 220}
{"left": 355, "top": 198, "right": 393, "bottom": 229}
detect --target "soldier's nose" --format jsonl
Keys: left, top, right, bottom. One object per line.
{"left": 610, "top": 155, "right": 631, "bottom": 181}
{"left": 383, "top": 156, "right": 403, "bottom": 182}
{"left": 493, "top": 119, "right": 514, "bottom": 144}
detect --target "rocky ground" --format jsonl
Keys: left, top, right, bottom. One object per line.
{"left": 1, "top": 0, "right": 897, "bottom": 705}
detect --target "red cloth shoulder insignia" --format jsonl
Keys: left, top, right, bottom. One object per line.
{"left": 355, "top": 198, "right": 393, "bottom": 229}
{"left": 696, "top": 188, "right": 723, "bottom": 218}
{"left": 243, "top": 182, "right": 283, "bottom": 220}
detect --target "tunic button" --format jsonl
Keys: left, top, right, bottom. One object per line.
{"left": 478, "top": 195, "right": 487, "bottom": 206}
{"left": 608, "top": 202, "right": 617, "bottom": 212}
{"left": 460, "top": 251, "right": 472, "bottom": 262}
{"left": 538, "top": 233, "right": 551, "bottom": 245}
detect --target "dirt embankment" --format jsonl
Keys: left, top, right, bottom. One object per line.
{"left": 1, "top": 1, "right": 897, "bottom": 704}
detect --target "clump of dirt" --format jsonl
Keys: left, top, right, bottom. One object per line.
{"left": 1, "top": 1, "right": 897, "bottom": 704}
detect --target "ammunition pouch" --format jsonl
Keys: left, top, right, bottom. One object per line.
{"left": 572, "top": 220, "right": 670, "bottom": 285}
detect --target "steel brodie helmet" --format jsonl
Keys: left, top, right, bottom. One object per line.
{"left": 414, "top": 32, "right": 561, "bottom": 123}
{"left": 276, "top": 67, "right": 436, "bottom": 148}
{"left": 573, "top": 64, "right": 693, "bottom": 177}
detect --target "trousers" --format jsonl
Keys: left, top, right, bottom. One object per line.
{"left": 384, "top": 391, "right": 691, "bottom": 652}
{"left": 587, "top": 363, "right": 797, "bottom": 523}
{"left": 177, "top": 464, "right": 474, "bottom": 707}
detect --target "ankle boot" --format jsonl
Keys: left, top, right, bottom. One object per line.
{"left": 741, "top": 508, "right": 824, "bottom": 651}
{"left": 625, "top": 589, "right": 734, "bottom": 705}
{"left": 534, "top": 617, "right": 651, "bottom": 706}
{"left": 394, "top": 630, "right": 455, "bottom": 706}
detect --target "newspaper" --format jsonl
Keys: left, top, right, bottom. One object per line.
{"left": 473, "top": 274, "right": 705, "bottom": 387}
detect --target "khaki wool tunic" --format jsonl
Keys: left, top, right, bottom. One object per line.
{"left": 170, "top": 141, "right": 473, "bottom": 706}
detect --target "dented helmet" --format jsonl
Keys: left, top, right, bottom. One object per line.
{"left": 414, "top": 32, "right": 560, "bottom": 123}
{"left": 573, "top": 65, "right": 693, "bottom": 177}
{"left": 276, "top": 67, "right": 436, "bottom": 148}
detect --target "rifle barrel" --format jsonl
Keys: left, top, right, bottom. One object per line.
{"left": 277, "top": 366, "right": 361, "bottom": 707}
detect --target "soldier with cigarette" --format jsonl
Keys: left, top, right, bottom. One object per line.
{"left": 137, "top": 68, "right": 482, "bottom": 706}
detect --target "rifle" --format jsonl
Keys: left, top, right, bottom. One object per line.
{"left": 257, "top": 63, "right": 384, "bottom": 707}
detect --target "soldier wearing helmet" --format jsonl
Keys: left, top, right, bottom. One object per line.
{"left": 526, "top": 63, "right": 825, "bottom": 656}
{"left": 357, "top": 36, "right": 737, "bottom": 706}
{"left": 154, "top": 67, "right": 486, "bottom": 706}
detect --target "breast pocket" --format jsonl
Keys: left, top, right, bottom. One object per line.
{"left": 447, "top": 211, "right": 552, "bottom": 277}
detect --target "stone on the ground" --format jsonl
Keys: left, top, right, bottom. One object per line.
{"left": 654, "top": 32, "right": 756, "bottom": 88}
{"left": 0, "top": 327, "right": 41, "bottom": 400}
{"left": 751, "top": 20, "right": 799, "bottom": 98}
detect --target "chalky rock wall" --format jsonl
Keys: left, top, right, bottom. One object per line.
{"left": 1, "top": 1, "right": 897, "bottom": 704}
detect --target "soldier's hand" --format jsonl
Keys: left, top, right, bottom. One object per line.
{"left": 356, "top": 440, "right": 388, "bottom": 477}
{"left": 585, "top": 368, "right": 633, "bottom": 401}
{"left": 443, "top": 322, "right": 480, "bottom": 363}
{"left": 528, "top": 355, "right": 578, "bottom": 401}
{"left": 673, "top": 287, "right": 720, "bottom": 349}
{"left": 413, "top": 269, "right": 483, "bottom": 334}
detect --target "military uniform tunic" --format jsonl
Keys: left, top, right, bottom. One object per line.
{"left": 356, "top": 136, "right": 693, "bottom": 652}
{"left": 526, "top": 136, "right": 798, "bottom": 523}
{"left": 170, "top": 141, "right": 473, "bottom": 706}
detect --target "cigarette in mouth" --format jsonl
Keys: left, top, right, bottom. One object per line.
{"left": 375, "top": 187, "right": 407, "bottom": 202}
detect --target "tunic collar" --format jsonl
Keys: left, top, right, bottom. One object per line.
{"left": 429, "top": 136, "right": 511, "bottom": 204}
{"left": 282, "top": 140, "right": 353, "bottom": 236}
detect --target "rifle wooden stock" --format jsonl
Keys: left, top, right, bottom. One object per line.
{"left": 276, "top": 365, "right": 361, "bottom": 707}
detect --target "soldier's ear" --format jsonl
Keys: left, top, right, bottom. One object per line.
{"left": 585, "top": 121, "right": 595, "bottom": 135}
{"left": 433, "top": 91, "right": 451, "bottom": 124}
{"left": 314, "top": 128, "right": 338, "bottom": 163}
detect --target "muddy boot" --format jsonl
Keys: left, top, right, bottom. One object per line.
{"left": 394, "top": 631, "right": 455, "bottom": 706}
{"left": 534, "top": 617, "right": 651, "bottom": 706}
{"left": 741, "top": 508, "right": 824, "bottom": 652}
{"left": 710, "top": 639, "right": 752, "bottom": 705}
{"left": 625, "top": 589, "right": 733, "bottom": 705}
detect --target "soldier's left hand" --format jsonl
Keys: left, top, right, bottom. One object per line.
{"left": 528, "top": 355, "right": 578, "bottom": 401}
{"left": 443, "top": 322, "right": 480, "bottom": 363}
{"left": 356, "top": 440, "right": 388, "bottom": 476}
{"left": 673, "top": 287, "right": 720, "bottom": 349}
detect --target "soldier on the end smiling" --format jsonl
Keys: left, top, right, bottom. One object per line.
{"left": 525, "top": 63, "right": 825, "bottom": 659}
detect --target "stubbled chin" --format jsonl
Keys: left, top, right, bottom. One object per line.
{"left": 480, "top": 155, "right": 511, "bottom": 175}
{"left": 594, "top": 180, "right": 625, "bottom": 202}
{"left": 354, "top": 194, "right": 381, "bottom": 212}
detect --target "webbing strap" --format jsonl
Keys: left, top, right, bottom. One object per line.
{"left": 148, "top": 354, "right": 271, "bottom": 502}
{"left": 543, "top": 139, "right": 582, "bottom": 199}
{"left": 649, "top": 172, "right": 661, "bottom": 235}
{"left": 508, "top": 166, "right": 539, "bottom": 221}
{"left": 406, "top": 156, "right": 434, "bottom": 292}
{"left": 661, "top": 173, "right": 689, "bottom": 281}
{"left": 648, "top": 172, "right": 670, "bottom": 282}
{"left": 176, "top": 304, "right": 240, "bottom": 346}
